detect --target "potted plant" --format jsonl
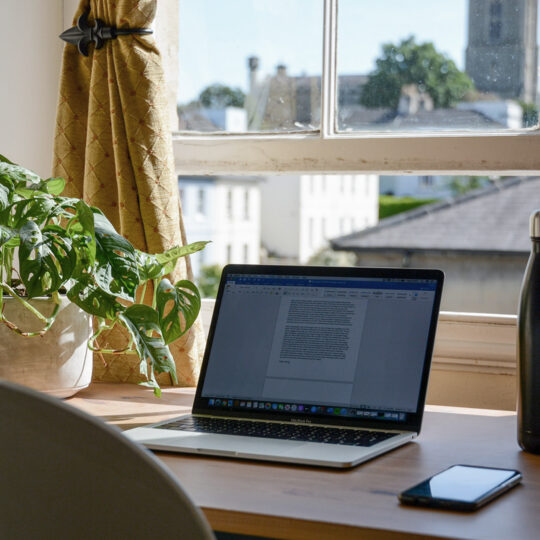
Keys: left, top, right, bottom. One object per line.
{"left": 0, "top": 154, "right": 206, "bottom": 397}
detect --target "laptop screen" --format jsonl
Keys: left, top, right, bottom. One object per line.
{"left": 194, "top": 265, "right": 443, "bottom": 429}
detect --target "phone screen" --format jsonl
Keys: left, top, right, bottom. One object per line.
{"left": 399, "top": 465, "right": 522, "bottom": 510}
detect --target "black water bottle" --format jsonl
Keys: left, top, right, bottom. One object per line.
{"left": 518, "top": 210, "right": 540, "bottom": 453}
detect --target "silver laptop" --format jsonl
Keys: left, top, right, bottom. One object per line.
{"left": 125, "top": 264, "right": 444, "bottom": 468}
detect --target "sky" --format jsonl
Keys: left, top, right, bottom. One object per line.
{"left": 178, "top": 0, "right": 469, "bottom": 104}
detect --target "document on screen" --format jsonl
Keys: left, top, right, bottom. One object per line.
{"left": 262, "top": 296, "right": 368, "bottom": 402}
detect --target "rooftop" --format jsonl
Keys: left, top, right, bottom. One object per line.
{"left": 332, "top": 176, "right": 539, "bottom": 255}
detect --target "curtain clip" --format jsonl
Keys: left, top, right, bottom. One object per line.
{"left": 59, "top": 9, "right": 153, "bottom": 57}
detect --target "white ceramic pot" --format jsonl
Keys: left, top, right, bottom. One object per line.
{"left": 0, "top": 295, "right": 93, "bottom": 398}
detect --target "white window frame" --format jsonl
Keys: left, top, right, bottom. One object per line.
{"left": 173, "top": 0, "right": 540, "bottom": 175}
{"left": 173, "top": 0, "right": 533, "bottom": 402}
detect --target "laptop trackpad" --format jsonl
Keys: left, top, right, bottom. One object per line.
{"left": 131, "top": 429, "right": 303, "bottom": 456}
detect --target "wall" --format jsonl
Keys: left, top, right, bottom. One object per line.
{"left": 261, "top": 175, "right": 300, "bottom": 259}
{"left": 299, "top": 174, "right": 379, "bottom": 263}
{"left": 1, "top": 0, "right": 64, "bottom": 177}
{"left": 154, "top": 0, "right": 180, "bottom": 130}
{"left": 180, "top": 177, "right": 261, "bottom": 277}
{"left": 353, "top": 250, "right": 528, "bottom": 314}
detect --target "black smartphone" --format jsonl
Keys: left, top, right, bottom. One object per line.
{"left": 398, "top": 464, "right": 522, "bottom": 511}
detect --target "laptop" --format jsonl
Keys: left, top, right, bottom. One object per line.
{"left": 125, "top": 264, "right": 444, "bottom": 468}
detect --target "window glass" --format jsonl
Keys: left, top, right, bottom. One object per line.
{"left": 337, "top": 0, "right": 539, "bottom": 132}
{"left": 178, "top": 0, "right": 323, "bottom": 133}
{"left": 181, "top": 172, "right": 532, "bottom": 317}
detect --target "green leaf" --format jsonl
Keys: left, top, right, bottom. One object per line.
{"left": 18, "top": 222, "right": 76, "bottom": 297}
{"left": 155, "top": 241, "right": 210, "bottom": 274}
{"left": 0, "top": 225, "right": 16, "bottom": 248}
{"left": 15, "top": 177, "right": 66, "bottom": 198}
{"left": 10, "top": 197, "right": 58, "bottom": 228}
{"left": 156, "top": 278, "right": 201, "bottom": 345}
{"left": 93, "top": 212, "right": 140, "bottom": 301}
{"left": 0, "top": 184, "right": 9, "bottom": 212}
{"left": 40, "top": 177, "right": 65, "bottom": 196}
{"left": 138, "top": 376, "right": 162, "bottom": 397}
{"left": 119, "top": 304, "right": 177, "bottom": 384}
{"left": 135, "top": 251, "right": 164, "bottom": 281}
{"left": 67, "top": 275, "right": 124, "bottom": 319}
{"left": 0, "top": 154, "right": 15, "bottom": 164}
{"left": 69, "top": 200, "right": 97, "bottom": 275}
{"left": 0, "top": 161, "right": 41, "bottom": 186}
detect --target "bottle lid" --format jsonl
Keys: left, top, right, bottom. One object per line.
{"left": 531, "top": 210, "right": 540, "bottom": 238}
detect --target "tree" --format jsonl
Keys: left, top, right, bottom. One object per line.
{"left": 198, "top": 84, "right": 245, "bottom": 109}
{"left": 197, "top": 264, "right": 223, "bottom": 299}
{"left": 379, "top": 195, "right": 439, "bottom": 220}
{"left": 520, "top": 101, "right": 539, "bottom": 128}
{"left": 449, "top": 176, "right": 491, "bottom": 196}
{"left": 360, "top": 36, "right": 474, "bottom": 110}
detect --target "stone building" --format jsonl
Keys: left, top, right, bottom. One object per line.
{"left": 466, "top": 0, "right": 538, "bottom": 102}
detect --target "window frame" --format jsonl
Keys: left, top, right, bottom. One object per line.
{"left": 172, "top": 0, "right": 540, "bottom": 175}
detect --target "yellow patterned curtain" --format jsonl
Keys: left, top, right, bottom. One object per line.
{"left": 53, "top": 0, "right": 204, "bottom": 386}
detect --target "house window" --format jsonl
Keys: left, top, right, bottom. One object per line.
{"left": 197, "top": 188, "right": 205, "bottom": 214}
{"left": 309, "top": 217, "right": 315, "bottom": 247}
{"left": 489, "top": 1, "right": 502, "bottom": 41}
{"left": 244, "top": 190, "right": 250, "bottom": 220}
{"left": 226, "top": 189, "right": 233, "bottom": 220}
{"left": 243, "top": 243, "right": 249, "bottom": 263}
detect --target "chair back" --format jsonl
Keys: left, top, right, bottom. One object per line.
{"left": 0, "top": 381, "right": 215, "bottom": 539}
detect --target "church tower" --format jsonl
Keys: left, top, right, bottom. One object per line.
{"left": 466, "top": 0, "right": 538, "bottom": 103}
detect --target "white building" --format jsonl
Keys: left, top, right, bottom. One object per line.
{"left": 179, "top": 176, "right": 261, "bottom": 277}
{"left": 261, "top": 174, "right": 379, "bottom": 263}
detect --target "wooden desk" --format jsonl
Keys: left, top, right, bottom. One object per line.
{"left": 69, "top": 383, "right": 540, "bottom": 540}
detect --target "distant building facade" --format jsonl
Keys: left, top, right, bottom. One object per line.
{"left": 179, "top": 176, "right": 261, "bottom": 277}
{"left": 261, "top": 174, "right": 379, "bottom": 263}
{"left": 466, "top": 0, "right": 538, "bottom": 102}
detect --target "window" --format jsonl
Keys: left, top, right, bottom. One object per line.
{"left": 244, "top": 190, "right": 250, "bottom": 220}
{"left": 309, "top": 217, "right": 315, "bottom": 247}
{"left": 489, "top": 1, "right": 503, "bottom": 42}
{"left": 175, "top": 0, "right": 539, "bottom": 172}
{"left": 175, "top": 0, "right": 540, "bottom": 314}
{"left": 170, "top": 0, "right": 535, "bottom": 407}
{"left": 197, "top": 189, "right": 205, "bottom": 215}
{"left": 226, "top": 189, "right": 233, "bottom": 220}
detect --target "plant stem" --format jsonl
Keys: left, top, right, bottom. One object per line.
{"left": 0, "top": 288, "right": 61, "bottom": 337}
{"left": 152, "top": 278, "right": 159, "bottom": 309}
{"left": 88, "top": 318, "right": 136, "bottom": 354}
{"left": 139, "top": 280, "right": 148, "bottom": 305}
{"left": 0, "top": 283, "right": 49, "bottom": 323}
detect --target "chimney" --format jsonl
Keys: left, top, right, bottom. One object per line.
{"left": 248, "top": 56, "right": 259, "bottom": 91}
{"left": 276, "top": 64, "right": 287, "bottom": 76}
{"left": 398, "top": 84, "right": 434, "bottom": 115}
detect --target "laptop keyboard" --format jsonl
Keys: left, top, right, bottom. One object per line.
{"left": 158, "top": 416, "right": 397, "bottom": 447}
